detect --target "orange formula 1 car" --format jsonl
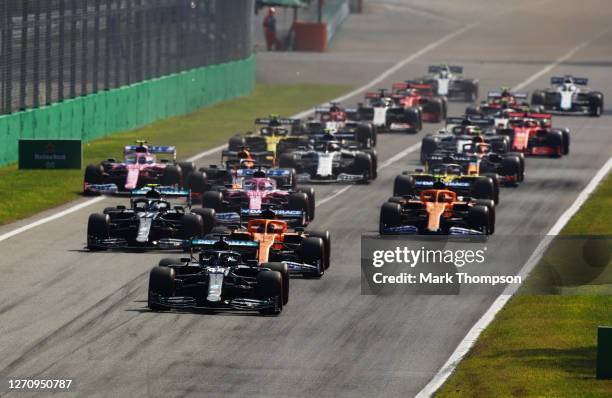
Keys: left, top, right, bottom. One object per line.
{"left": 225, "top": 217, "right": 331, "bottom": 278}
{"left": 379, "top": 189, "right": 495, "bottom": 235}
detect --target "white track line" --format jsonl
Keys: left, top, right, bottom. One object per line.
{"left": 0, "top": 23, "right": 477, "bottom": 243}
{"left": 416, "top": 157, "right": 612, "bottom": 398}
{"left": 0, "top": 196, "right": 106, "bottom": 244}
{"left": 416, "top": 24, "right": 612, "bottom": 397}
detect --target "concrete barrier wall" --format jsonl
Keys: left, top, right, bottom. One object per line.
{"left": 0, "top": 55, "right": 256, "bottom": 167}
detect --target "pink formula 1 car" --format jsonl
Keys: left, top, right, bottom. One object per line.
{"left": 200, "top": 170, "right": 315, "bottom": 227}
{"left": 83, "top": 141, "right": 205, "bottom": 195}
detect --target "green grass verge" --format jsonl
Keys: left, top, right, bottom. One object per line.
{"left": 437, "top": 174, "right": 612, "bottom": 397}
{"left": 0, "top": 84, "right": 349, "bottom": 226}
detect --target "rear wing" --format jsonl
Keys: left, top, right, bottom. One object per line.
{"left": 364, "top": 91, "right": 383, "bottom": 99}
{"left": 446, "top": 115, "right": 494, "bottom": 127}
{"left": 235, "top": 168, "right": 293, "bottom": 179}
{"left": 240, "top": 209, "right": 304, "bottom": 221}
{"left": 254, "top": 117, "right": 300, "bottom": 126}
{"left": 124, "top": 145, "right": 176, "bottom": 159}
{"left": 551, "top": 76, "right": 588, "bottom": 86}
{"left": 221, "top": 150, "right": 274, "bottom": 158}
{"left": 487, "top": 91, "right": 528, "bottom": 100}
{"left": 188, "top": 239, "right": 259, "bottom": 258}
{"left": 428, "top": 65, "right": 463, "bottom": 74}
{"left": 506, "top": 111, "right": 552, "bottom": 119}
{"left": 131, "top": 186, "right": 190, "bottom": 198}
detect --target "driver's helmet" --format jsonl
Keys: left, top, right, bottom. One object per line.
{"left": 267, "top": 223, "right": 281, "bottom": 233}
{"left": 326, "top": 141, "right": 340, "bottom": 152}
{"left": 500, "top": 98, "right": 510, "bottom": 108}
{"left": 472, "top": 134, "right": 485, "bottom": 143}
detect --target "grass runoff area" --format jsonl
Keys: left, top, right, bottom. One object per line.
{"left": 437, "top": 174, "right": 612, "bottom": 397}
{"left": 0, "top": 84, "right": 348, "bottom": 226}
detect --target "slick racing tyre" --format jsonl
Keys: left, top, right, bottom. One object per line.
{"left": 161, "top": 165, "right": 182, "bottom": 186}
{"left": 262, "top": 262, "right": 290, "bottom": 305}
{"left": 471, "top": 176, "right": 495, "bottom": 202}
{"left": 177, "top": 162, "right": 195, "bottom": 181}
{"left": 307, "top": 230, "right": 331, "bottom": 269}
{"left": 468, "top": 205, "right": 491, "bottom": 235}
{"left": 186, "top": 171, "right": 208, "bottom": 197}
{"left": 300, "top": 237, "right": 325, "bottom": 279}
{"left": 588, "top": 92, "right": 604, "bottom": 117}
{"left": 473, "top": 199, "right": 496, "bottom": 235}
{"left": 379, "top": 202, "right": 402, "bottom": 234}
{"left": 148, "top": 266, "right": 175, "bottom": 311}
{"left": 228, "top": 135, "right": 246, "bottom": 151}
{"left": 288, "top": 192, "right": 309, "bottom": 225}
{"left": 202, "top": 191, "right": 224, "bottom": 212}
{"left": 354, "top": 153, "right": 374, "bottom": 183}
{"left": 87, "top": 213, "right": 110, "bottom": 250}
{"left": 420, "top": 136, "right": 438, "bottom": 164}
{"left": 181, "top": 213, "right": 204, "bottom": 239}
{"left": 191, "top": 208, "right": 216, "bottom": 235}
{"left": 547, "top": 130, "right": 563, "bottom": 158}
{"left": 561, "top": 129, "right": 570, "bottom": 155}
{"left": 297, "top": 187, "right": 315, "bottom": 221}
{"left": 531, "top": 90, "right": 546, "bottom": 106}
{"left": 84, "top": 164, "right": 104, "bottom": 185}
{"left": 364, "top": 149, "right": 378, "bottom": 179}
{"left": 356, "top": 124, "right": 374, "bottom": 148}
{"left": 256, "top": 270, "right": 283, "bottom": 315}
{"left": 501, "top": 156, "right": 521, "bottom": 186}
{"left": 393, "top": 175, "right": 416, "bottom": 197}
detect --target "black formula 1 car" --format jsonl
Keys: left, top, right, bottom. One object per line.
{"left": 531, "top": 76, "right": 604, "bottom": 116}
{"left": 278, "top": 138, "right": 377, "bottom": 184}
{"left": 148, "top": 238, "right": 288, "bottom": 315}
{"left": 357, "top": 90, "right": 423, "bottom": 133}
{"left": 380, "top": 189, "right": 495, "bottom": 235}
{"left": 420, "top": 116, "right": 511, "bottom": 163}
{"left": 87, "top": 186, "right": 215, "bottom": 251}
{"left": 425, "top": 143, "right": 525, "bottom": 187}
{"left": 420, "top": 65, "right": 479, "bottom": 101}
{"left": 393, "top": 163, "right": 500, "bottom": 204}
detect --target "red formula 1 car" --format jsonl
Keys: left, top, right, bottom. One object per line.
{"left": 392, "top": 81, "right": 447, "bottom": 123}
{"left": 500, "top": 112, "right": 570, "bottom": 157}
{"left": 83, "top": 140, "right": 201, "bottom": 195}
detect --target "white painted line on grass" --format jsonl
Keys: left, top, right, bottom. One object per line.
{"left": 416, "top": 157, "right": 612, "bottom": 398}
{"left": 0, "top": 196, "right": 106, "bottom": 244}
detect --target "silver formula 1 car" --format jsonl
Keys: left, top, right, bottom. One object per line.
{"left": 278, "top": 138, "right": 377, "bottom": 184}
{"left": 531, "top": 75, "right": 604, "bottom": 116}
{"left": 420, "top": 65, "right": 479, "bottom": 102}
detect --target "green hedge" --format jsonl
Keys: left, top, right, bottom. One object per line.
{"left": 0, "top": 55, "right": 256, "bottom": 166}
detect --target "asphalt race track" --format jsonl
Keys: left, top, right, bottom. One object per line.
{"left": 1, "top": 1, "right": 612, "bottom": 396}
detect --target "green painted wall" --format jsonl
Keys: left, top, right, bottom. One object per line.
{"left": 0, "top": 55, "right": 256, "bottom": 167}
